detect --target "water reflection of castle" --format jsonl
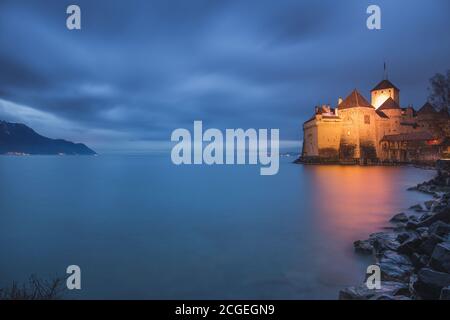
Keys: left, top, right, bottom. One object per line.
{"left": 301, "top": 74, "right": 450, "bottom": 164}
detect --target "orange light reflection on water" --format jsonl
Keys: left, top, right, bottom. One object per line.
{"left": 301, "top": 165, "right": 435, "bottom": 288}
{"left": 305, "top": 166, "right": 426, "bottom": 240}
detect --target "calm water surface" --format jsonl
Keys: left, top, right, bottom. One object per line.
{"left": 0, "top": 155, "right": 434, "bottom": 299}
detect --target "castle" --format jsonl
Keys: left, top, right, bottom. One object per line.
{"left": 301, "top": 74, "right": 450, "bottom": 164}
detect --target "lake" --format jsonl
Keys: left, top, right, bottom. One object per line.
{"left": 0, "top": 154, "right": 435, "bottom": 299}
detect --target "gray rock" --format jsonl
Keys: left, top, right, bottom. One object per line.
{"left": 339, "top": 281, "right": 409, "bottom": 300}
{"left": 419, "top": 235, "right": 443, "bottom": 256}
{"left": 370, "top": 232, "right": 400, "bottom": 256}
{"left": 425, "top": 200, "right": 436, "bottom": 210}
{"left": 416, "top": 227, "right": 429, "bottom": 238}
{"left": 419, "top": 213, "right": 434, "bottom": 222}
{"left": 440, "top": 286, "right": 450, "bottom": 300}
{"left": 417, "top": 208, "right": 450, "bottom": 228}
{"left": 410, "top": 204, "right": 424, "bottom": 212}
{"left": 433, "top": 203, "right": 450, "bottom": 213}
{"left": 396, "top": 232, "right": 410, "bottom": 243}
{"left": 406, "top": 220, "right": 419, "bottom": 230}
{"left": 410, "top": 253, "right": 429, "bottom": 269}
{"left": 416, "top": 185, "right": 439, "bottom": 197}
{"left": 413, "top": 268, "right": 450, "bottom": 299}
{"left": 428, "top": 221, "right": 450, "bottom": 238}
{"left": 429, "top": 241, "right": 450, "bottom": 273}
{"left": 378, "top": 250, "right": 414, "bottom": 282}
{"left": 409, "top": 273, "right": 418, "bottom": 298}
{"left": 354, "top": 239, "right": 373, "bottom": 254}
{"left": 370, "top": 294, "right": 411, "bottom": 300}
{"left": 393, "top": 223, "right": 407, "bottom": 231}
{"left": 391, "top": 213, "right": 408, "bottom": 223}
{"left": 380, "top": 250, "right": 412, "bottom": 265}
{"left": 397, "top": 232, "right": 422, "bottom": 255}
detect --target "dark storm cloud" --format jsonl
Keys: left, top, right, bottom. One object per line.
{"left": 0, "top": 0, "right": 449, "bottom": 151}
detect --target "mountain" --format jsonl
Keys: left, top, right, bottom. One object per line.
{"left": 0, "top": 120, "right": 96, "bottom": 155}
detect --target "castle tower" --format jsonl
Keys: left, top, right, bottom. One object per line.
{"left": 370, "top": 64, "right": 400, "bottom": 109}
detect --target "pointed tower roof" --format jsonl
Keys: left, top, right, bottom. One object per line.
{"left": 338, "top": 89, "right": 374, "bottom": 109}
{"left": 417, "top": 102, "right": 437, "bottom": 115}
{"left": 371, "top": 79, "right": 400, "bottom": 92}
{"left": 378, "top": 97, "right": 401, "bottom": 110}
{"left": 376, "top": 110, "right": 389, "bottom": 118}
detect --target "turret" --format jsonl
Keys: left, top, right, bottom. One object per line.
{"left": 371, "top": 63, "right": 400, "bottom": 109}
{"left": 371, "top": 79, "right": 400, "bottom": 109}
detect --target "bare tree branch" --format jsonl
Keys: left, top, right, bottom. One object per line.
{"left": 0, "top": 275, "right": 66, "bottom": 300}
{"left": 428, "top": 70, "right": 450, "bottom": 112}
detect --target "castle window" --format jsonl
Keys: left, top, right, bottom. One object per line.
{"left": 364, "top": 115, "right": 370, "bottom": 124}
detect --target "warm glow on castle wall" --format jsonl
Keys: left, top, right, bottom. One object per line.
{"left": 371, "top": 90, "right": 394, "bottom": 109}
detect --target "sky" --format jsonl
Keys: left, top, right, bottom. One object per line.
{"left": 0, "top": 0, "right": 449, "bottom": 153}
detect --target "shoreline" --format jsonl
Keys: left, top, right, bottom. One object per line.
{"left": 294, "top": 157, "right": 439, "bottom": 169}
{"left": 339, "top": 159, "right": 450, "bottom": 300}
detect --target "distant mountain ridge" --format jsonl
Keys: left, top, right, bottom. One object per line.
{"left": 0, "top": 120, "right": 96, "bottom": 155}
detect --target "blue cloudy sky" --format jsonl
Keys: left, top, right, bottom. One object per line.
{"left": 0, "top": 0, "right": 449, "bottom": 152}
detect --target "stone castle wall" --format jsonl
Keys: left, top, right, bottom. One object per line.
{"left": 303, "top": 107, "right": 381, "bottom": 163}
{"left": 302, "top": 116, "right": 342, "bottom": 160}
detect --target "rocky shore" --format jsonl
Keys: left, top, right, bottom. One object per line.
{"left": 340, "top": 160, "right": 450, "bottom": 300}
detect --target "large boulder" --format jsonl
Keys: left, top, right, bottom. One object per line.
{"left": 428, "top": 221, "right": 450, "bottom": 238}
{"left": 416, "top": 227, "right": 429, "bottom": 238}
{"left": 391, "top": 212, "right": 408, "bottom": 223}
{"left": 370, "top": 232, "right": 401, "bottom": 256}
{"left": 425, "top": 200, "right": 436, "bottom": 211}
{"left": 429, "top": 242, "right": 450, "bottom": 273}
{"left": 413, "top": 268, "right": 450, "bottom": 299}
{"left": 396, "top": 232, "right": 411, "bottom": 243}
{"left": 339, "top": 281, "right": 409, "bottom": 300}
{"left": 397, "top": 232, "right": 422, "bottom": 255}
{"left": 419, "top": 234, "right": 444, "bottom": 256}
{"left": 410, "top": 204, "right": 424, "bottom": 212}
{"left": 419, "top": 212, "right": 434, "bottom": 222}
{"left": 433, "top": 202, "right": 450, "bottom": 213}
{"left": 378, "top": 251, "right": 414, "bottom": 282}
{"left": 440, "top": 286, "right": 450, "bottom": 300}
{"left": 406, "top": 222, "right": 419, "bottom": 230}
{"left": 410, "top": 253, "right": 429, "bottom": 269}
{"left": 354, "top": 239, "right": 373, "bottom": 254}
{"left": 417, "top": 208, "right": 450, "bottom": 228}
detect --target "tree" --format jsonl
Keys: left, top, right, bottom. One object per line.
{"left": 0, "top": 275, "right": 66, "bottom": 300}
{"left": 428, "top": 70, "right": 450, "bottom": 112}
